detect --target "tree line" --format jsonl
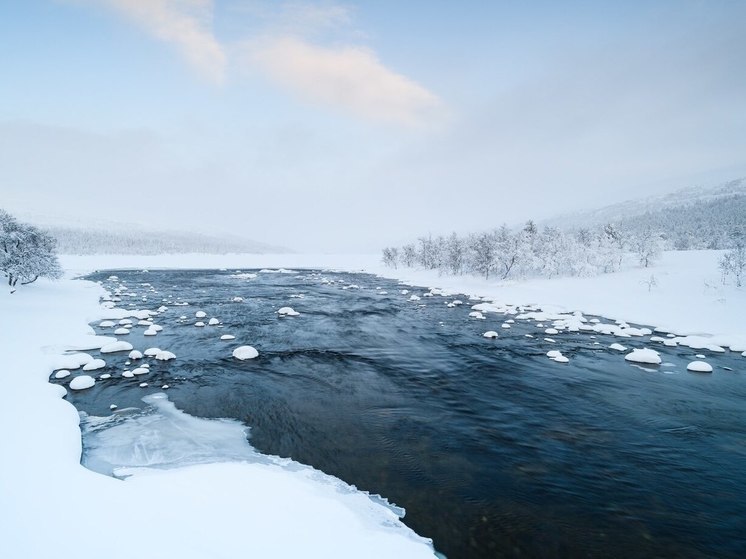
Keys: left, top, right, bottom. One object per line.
{"left": 382, "top": 221, "right": 655, "bottom": 280}
{"left": 1, "top": 209, "right": 62, "bottom": 292}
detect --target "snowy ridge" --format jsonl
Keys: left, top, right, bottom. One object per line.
{"left": 543, "top": 177, "right": 746, "bottom": 229}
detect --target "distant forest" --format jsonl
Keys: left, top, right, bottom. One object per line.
{"left": 382, "top": 184, "right": 746, "bottom": 281}
{"left": 46, "top": 227, "right": 287, "bottom": 255}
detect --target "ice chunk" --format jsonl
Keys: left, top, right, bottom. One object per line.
{"left": 100, "top": 341, "right": 133, "bottom": 354}
{"left": 132, "top": 367, "right": 149, "bottom": 376}
{"left": 99, "top": 320, "right": 116, "bottom": 328}
{"left": 144, "top": 347, "right": 161, "bottom": 357}
{"left": 54, "top": 369, "right": 71, "bottom": 379}
{"left": 687, "top": 361, "right": 713, "bottom": 373}
{"left": 624, "top": 348, "right": 661, "bottom": 365}
{"left": 277, "top": 307, "right": 300, "bottom": 317}
{"left": 143, "top": 328, "right": 158, "bottom": 336}
{"left": 70, "top": 375, "right": 95, "bottom": 390}
{"left": 129, "top": 350, "right": 143, "bottom": 360}
{"left": 220, "top": 334, "right": 236, "bottom": 341}
{"left": 195, "top": 322, "right": 205, "bottom": 327}
{"left": 483, "top": 331, "right": 498, "bottom": 339}
{"left": 233, "top": 346, "right": 259, "bottom": 360}
{"left": 195, "top": 311, "right": 207, "bottom": 318}
{"left": 208, "top": 318, "right": 220, "bottom": 326}
{"left": 545, "top": 328, "right": 559, "bottom": 335}
{"left": 468, "top": 311, "right": 485, "bottom": 320}
{"left": 609, "top": 343, "right": 627, "bottom": 352}
{"left": 99, "top": 373, "right": 111, "bottom": 380}
{"left": 232, "top": 297, "right": 244, "bottom": 302}
{"left": 114, "top": 328, "right": 130, "bottom": 335}
{"left": 82, "top": 358, "right": 106, "bottom": 371}
{"left": 155, "top": 350, "right": 176, "bottom": 361}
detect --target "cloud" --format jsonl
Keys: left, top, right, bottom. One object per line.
{"left": 94, "top": 0, "right": 226, "bottom": 84}
{"left": 246, "top": 36, "right": 443, "bottom": 126}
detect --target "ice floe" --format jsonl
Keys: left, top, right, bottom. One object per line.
{"left": 624, "top": 348, "right": 661, "bottom": 365}
{"left": 233, "top": 346, "right": 259, "bottom": 360}
{"left": 277, "top": 307, "right": 300, "bottom": 317}
{"left": 100, "top": 341, "right": 133, "bottom": 354}
{"left": 69, "top": 375, "right": 95, "bottom": 390}
{"left": 687, "top": 361, "right": 713, "bottom": 373}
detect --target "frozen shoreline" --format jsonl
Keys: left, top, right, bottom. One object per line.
{"left": 0, "top": 266, "right": 436, "bottom": 559}
{"left": 61, "top": 250, "right": 746, "bottom": 346}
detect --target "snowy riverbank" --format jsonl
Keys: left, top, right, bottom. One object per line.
{"left": 61, "top": 250, "right": 745, "bottom": 346}
{"left": 4, "top": 249, "right": 743, "bottom": 558}
{"left": 0, "top": 274, "right": 436, "bottom": 559}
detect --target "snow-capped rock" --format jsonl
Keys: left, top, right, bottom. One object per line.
{"left": 69, "top": 376, "right": 95, "bottom": 390}
{"left": 233, "top": 346, "right": 259, "bottom": 360}
{"left": 624, "top": 348, "right": 661, "bottom": 365}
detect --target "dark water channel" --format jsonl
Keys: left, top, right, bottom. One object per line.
{"left": 56, "top": 269, "right": 746, "bottom": 558}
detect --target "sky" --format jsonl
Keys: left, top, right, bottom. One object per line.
{"left": 1, "top": 0, "right": 745, "bottom": 252}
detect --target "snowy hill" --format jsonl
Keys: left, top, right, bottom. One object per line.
{"left": 544, "top": 178, "right": 746, "bottom": 249}
{"left": 44, "top": 226, "right": 290, "bottom": 255}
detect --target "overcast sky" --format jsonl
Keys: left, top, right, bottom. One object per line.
{"left": 1, "top": 1, "right": 745, "bottom": 252}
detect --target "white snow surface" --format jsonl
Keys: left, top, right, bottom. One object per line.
{"left": 0, "top": 274, "right": 436, "bottom": 559}
{"left": 233, "top": 346, "right": 259, "bottom": 360}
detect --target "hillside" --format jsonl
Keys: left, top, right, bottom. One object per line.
{"left": 45, "top": 226, "right": 289, "bottom": 255}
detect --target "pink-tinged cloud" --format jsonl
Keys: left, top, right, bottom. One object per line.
{"left": 249, "top": 36, "right": 442, "bottom": 126}
{"left": 97, "top": 0, "right": 225, "bottom": 84}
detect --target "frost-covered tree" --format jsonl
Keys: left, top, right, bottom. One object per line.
{"left": 381, "top": 247, "right": 399, "bottom": 268}
{"left": 0, "top": 210, "right": 62, "bottom": 291}
{"left": 630, "top": 228, "right": 662, "bottom": 268}
{"left": 401, "top": 244, "right": 417, "bottom": 267}
{"left": 468, "top": 231, "right": 499, "bottom": 279}
{"left": 720, "top": 230, "right": 745, "bottom": 287}
{"left": 444, "top": 232, "right": 465, "bottom": 275}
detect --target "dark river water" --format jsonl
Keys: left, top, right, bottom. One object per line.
{"left": 55, "top": 269, "right": 746, "bottom": 559}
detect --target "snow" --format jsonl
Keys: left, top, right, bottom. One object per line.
{"left": 69, "top": 375, "right": 96, "bottom": 390}
{"left": 687, "top": 361, "right": 713, "bottom": 373}
{"left": 233, "top": 346, "right": 259, "bottom": 360}
{"left": 624, "top": 348, "right": 662, "bottom": 365}
{"left": 483, "top": 331, "right": 499, "bottom": 339}
{"left": 143, "top": 347, "right": 161, "bottom": 356}
{"left": 54, "top": 369, "right": 70, "bottom": 379}
{"left": 208, "top": 317, "right": 220, "bottom": 325}
{"left": 195, "top": 311, "right": 207, "bottom": 318}
{"left": 113, "top": 327, "right": 129, "bottom": 335}
{"left": 2, "top": 276, "right": 436, "bottom": 559}
{"left": 277, "top": 307, "right": 300, "bottom": 317}
{"left": 100, "top": 341, "right": 134, "bottom": 353}
{"left": 99, "top": 320, "right": 116, "bottom": 327}
{"left": 221, "top": 334, "right": 236, "bottom": 340}
{"left": 143, "top": 327, "right": 158, "bottom": 336}
{"left": 155, "top": 350, "right": 176, "bottom": 361}
{"left": 128, "top": 350, "right": 143, "bottom": 360}
{"left": 82, "top": 358, "right": 106, "bottom": 371}
{"left": 195, "top": 321, "right": 205, "bottom": 327}
{"left": 609, "top": 343, "right": 627, "bottom": 352}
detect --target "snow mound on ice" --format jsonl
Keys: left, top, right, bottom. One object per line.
{"left": 233, "top": 346, "right": 259, "bottom": 360}
{"left": 100, "top": 341, "right": 133, "bottom": 354}
{"left": 70, "top": 375, "right": 95, "bottom": 390}
{"left": 687, "top": 361, "right": 713, "bottom": 373}
{"left": 624, "top": 348, "right": 661, "bottom": 365}
{"left": 277, "top": 307, "right": 300, "bottom": 317}
{"left": 155, "top": 351, "right": 176, "bottom": 361}
{"left": 82, "top": 359, "right": 106, "bottom": 371}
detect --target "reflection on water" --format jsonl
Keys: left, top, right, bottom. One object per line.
{"left": 58, "top": 269, "right": 746, "bottom": 559}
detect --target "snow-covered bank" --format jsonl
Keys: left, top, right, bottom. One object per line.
{"left": 0, "top": 277, "right": 436, "bottom": 559}
{"left": 368, "top": 250, "right": 745, "bottom": 347}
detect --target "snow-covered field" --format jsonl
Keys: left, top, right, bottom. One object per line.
{"left": 3, "top": 249, "right": 743, "bottom": 559}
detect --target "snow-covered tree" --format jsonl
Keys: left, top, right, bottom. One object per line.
{"left": 381, "top": 247, "right": 399, "bottom": 268}
{"left": 444, "top": 232, "right": 465, "bottom": 275}
{"left": 0, "top": 210, "right": 62, "bottom": 291}
{"left": 401, "top": 243, "right": 417, "bottom": 267}
{"left": 720, "top": 230, "right": 745, "bottom": 287}
{"left": 468, "top": 232, "right": 499, "bottom": 279}
{"left": 630, "top": 228, "right": 662, "bottom": 268}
